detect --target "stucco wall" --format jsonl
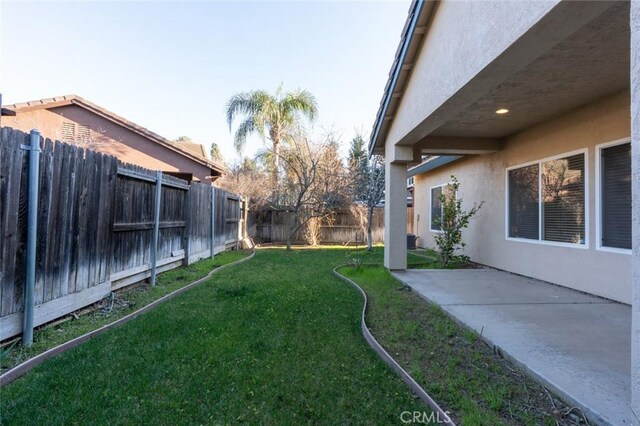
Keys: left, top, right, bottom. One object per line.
{"left": 414, "top": 91, "right": 631, "bottom": 303}
{"left": 3, "top": 105, "right": 212, "bottom": 182}
{"left": 387, "top": 0, "right": 559, "bottom": 146}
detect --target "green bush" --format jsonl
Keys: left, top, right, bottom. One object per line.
{"left": 434, "top": 176, "right": 484, "bottom": 267}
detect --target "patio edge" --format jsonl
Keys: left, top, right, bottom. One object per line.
{"left": 391, "top": 270, "right": 612, "bottom": 426}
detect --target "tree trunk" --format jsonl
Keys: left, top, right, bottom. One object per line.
{"left": 366, "top": 206, "right": 373, "bottom": 251}
{"left": 286, "top": 210, "right": 293, "bottom": 251}
{"left": 272, "top": 139, "right": 280, "bottom": 184}
{"left": 272, "top": 139, "right": 280, "bottom": 206}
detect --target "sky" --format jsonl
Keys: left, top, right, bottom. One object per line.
{"left": 0, "top": 0, "right": 410, "bottom": 164}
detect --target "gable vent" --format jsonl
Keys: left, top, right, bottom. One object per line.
{"left": 61, "top": 122, "right": 75, "bottom": 142}
{"left": 77, "top": 124, "right": 90, "bottom": 144}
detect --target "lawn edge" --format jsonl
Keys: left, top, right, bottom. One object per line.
{"left": 332, "top": 265, "right": 455, "bottom": 426}
{"left": 0, "top": 249, "right": 256, "bottom": 387}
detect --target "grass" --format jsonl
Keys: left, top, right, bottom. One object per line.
{"left": 340, "top": 264, "right": 577, "bottom": 425}
{"left": 347, "top": 245, "right": 474, "bottom": 270}
{"left": 1, "top": 248, "right": 426, "bottom": 425}
{"left": 2, "top": 246, "right": 575, "bottom": 425}
{"left": 0, "top": 250, "right": 249, "bottom": 373}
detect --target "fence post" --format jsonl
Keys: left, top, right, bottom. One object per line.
{"left": 183, "top": 185, "right": 191, "bottom": 266}
{"left": 22, "top": 129, "right": 41, "bottom": 347}
{"left": 210, "top": 186, "right": 215, "bottom": 258}
{"left": 150, "top": 171, "right": 162, "bottom": 286}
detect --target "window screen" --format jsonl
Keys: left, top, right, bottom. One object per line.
{"left": 541, "top": 154, "right": 585, "bottom": 244}
{"left": 508, "top": 164, "right": 539, "bottom": 239}
{"left": 602, "top": 143, "right": 631, "bottom": 249}
{"left": 430, "top": 186, "right": 442, "bottom": 231}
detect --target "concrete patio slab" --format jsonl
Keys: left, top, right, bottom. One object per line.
{"left": 393, "top": 269, "right": 633, "bottom": 426}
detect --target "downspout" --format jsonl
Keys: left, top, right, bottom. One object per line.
{"left": 210, "top": 186, "right": 215, "bottom": 258}
{"left": 23, "top": 130, "right": 41, "bottom": 346}
{"left": 368, "top": 0, "right": 426, "bottom": 157}
{"left": 150, "top": 171, "right": 162, "bottom": 286}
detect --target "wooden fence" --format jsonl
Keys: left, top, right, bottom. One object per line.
{"left": 247, "top": 207, "right": 414, "bottom": 245}
{"left": 247, "top": 208, "right": 384, "bottom": 244}
{"left": 0, "top": 127, "right": 245, "bottom": 340}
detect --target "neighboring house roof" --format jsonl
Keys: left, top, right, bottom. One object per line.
{"left": 369, "top": 0, "right": 435, "bottom": 156}
{"left": 4, "top": 94, "right": 228, "bottom": 175}
{"left": 170, "top": 141, "right": 207, "bottom": 158}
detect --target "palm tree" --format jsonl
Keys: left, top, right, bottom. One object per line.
{"left": 225, "top": 87, "right": 318, "bottom": 183}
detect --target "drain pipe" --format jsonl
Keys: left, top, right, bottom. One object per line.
{"left": 23, "top": 130, "right": 41, "bottom": 347}
{"left": 210, "top": 186, "right": 215, "bottom": 259}
{"left": 150, "top": 171, "right": 162, "bottom": 286}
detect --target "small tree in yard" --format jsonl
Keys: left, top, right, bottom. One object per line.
{"left": 349, "top": 135, "right": 385, "bottom": 251}
{"left": 276, "top": 130, "right": 349, "bottom": 250}
{"left": 434, "top": 176, "right": 484, "bottom": 267}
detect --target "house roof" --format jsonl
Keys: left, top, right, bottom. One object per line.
{"left": 4, "top": 95, "right": 228, "bottom": 175}
{"left": 369, "top": 0, "right": 435, "bottom": 156}
{"left": 169, "top": 141, "right": 208, "bottom": 159}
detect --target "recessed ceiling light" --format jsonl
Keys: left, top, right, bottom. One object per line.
{"left": 496, "top": 108, "right": 509, "bottom": 114}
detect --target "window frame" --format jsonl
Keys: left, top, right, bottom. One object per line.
{"left": 595, "top": 137, "right": 632, "bottom": 255}
{"left": 504, "top": 148, "right": 589, "bottom": 249}
{"left": 429, "top": 182, "right": 456, "bottom": 233}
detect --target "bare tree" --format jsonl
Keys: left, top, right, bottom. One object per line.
{"left": 216, "top": 157, "right": 271, "bottom": 211}
{"left": 276, "top": 130, "right": 349, "bottom": 250}
{"left": 361, "top": 156, "right": 385, "bottom": 250}
{"left": 349, "top": 135, "right": 385, "bottom": 250}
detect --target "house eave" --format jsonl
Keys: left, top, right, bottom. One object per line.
{"left": 368, "top": 0, "right": 436, "bottom": 157}
{"left": 407, "top": 155, "right": 462, "bottom": 178}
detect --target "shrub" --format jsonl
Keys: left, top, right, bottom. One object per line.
{"left": 434, "top": 176, "right": 484, "bottom": 267}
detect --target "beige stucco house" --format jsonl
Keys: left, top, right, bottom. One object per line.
{"left": 370, "top": 0, "right": 639, "bottom": 420}
{"left": 1, "top": 95, "right": 226, "bottom": 182}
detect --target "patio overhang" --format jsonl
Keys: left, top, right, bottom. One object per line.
{"left": 412, "top": 136, "right": 502, "bottom": 157}
{"left": 376, "top": 1, "right": 630, "bottom": 164}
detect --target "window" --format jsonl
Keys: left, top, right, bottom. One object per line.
{"left": 508, "top": 164, "right": 539, "bottom": 239}
{"left": 600, "top": 142, "right": 631, "bottom": 250}
{"left": 507, "top": 151, "right": 586, "bottom": 246}
{"left": 430, "top": 186, "right": 443, "bottom": 231}
{"left": 61, "top": 122, "right": 75, "bottom": 142}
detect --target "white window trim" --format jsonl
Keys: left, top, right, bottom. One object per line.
{"left": 504, "top": 148, "right": 589, "bottom": 249}
{"left": 429, "top": 183, "right": 448, "bottom": 233}
{"left": 595, "top": 137, "right": 632, "bottom": 255}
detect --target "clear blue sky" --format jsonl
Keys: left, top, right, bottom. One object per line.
{"left": 0, "top": 1, "right": 410, "bottom": 163}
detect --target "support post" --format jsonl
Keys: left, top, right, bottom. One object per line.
{"left": 630, "top": 1, "right": 640, "bottom": 422}
{"left": 383, "top": 143, "right": 409, "bottom": 270}
{"left": 210, "top": 186, "right": 215, "bottom": 259}
{"left": 183, "top": 186, "right": 191, "bottom": 266}
{"left": 150, "top": 171, "right": 162, "bottom": 286}
{"left": 23, "top": 129, "right": 41, "bottom": 346}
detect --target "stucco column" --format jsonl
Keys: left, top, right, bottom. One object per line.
{"left": 631, "top": 0, "right": 640, "bottom": 423}
{"left": 384, "top": 144, "right": 411, "bottom": 270}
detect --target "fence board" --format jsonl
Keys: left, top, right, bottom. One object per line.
{"left": 0, "top": 127, "right": 245, "bottom": 341}
{"left": 248, "top": 207, "right": 389, "bottom": 245}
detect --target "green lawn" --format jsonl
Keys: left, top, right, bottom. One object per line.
{"left": 2, "top": 247, "right": 571, "bottom": 425}
{"left": 1, "top": 248, "right": 426, "bottom": 425}
{"left": 1, "top": 250, "right": 250, "bottom": 372}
